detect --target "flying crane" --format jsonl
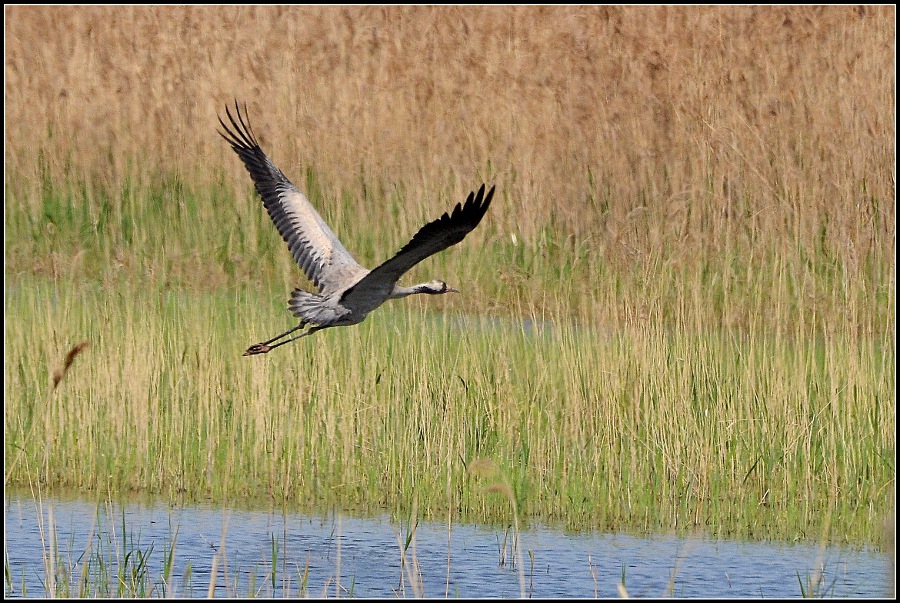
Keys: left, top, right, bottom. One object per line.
{"left": 218, "top": 103, "right": 495, "bottom": 356}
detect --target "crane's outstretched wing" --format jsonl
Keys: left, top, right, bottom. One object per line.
{"left": 218, "top": 102, "right": 368, "bottom": 295}
{"left": 341, "top": 184, "right": 494, "bottom": 305}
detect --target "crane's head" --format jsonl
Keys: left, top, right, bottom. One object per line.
{"left": 417, "top": 280, "right": 460, "bottom": 295}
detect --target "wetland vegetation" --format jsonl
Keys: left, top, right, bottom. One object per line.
{"left": 4, "top": 6, "right": 895, "bottom": 551}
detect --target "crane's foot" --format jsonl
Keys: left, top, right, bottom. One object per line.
{"left": 243, "top": 343, "right": 272, "bottom": 356}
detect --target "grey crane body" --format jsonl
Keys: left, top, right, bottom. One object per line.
{"left": 217, "top": 103, "right": 494, "bottom": 356}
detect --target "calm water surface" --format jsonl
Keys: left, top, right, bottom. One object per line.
{"left": 4, "top": 494, "right": 891, "bottom": 598}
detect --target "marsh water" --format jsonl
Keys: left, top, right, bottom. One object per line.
{"left": 4, "top": 493, "right": 892, "bottom": 598}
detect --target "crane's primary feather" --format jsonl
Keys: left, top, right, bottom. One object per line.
{"left": 218, "top": 102, "right": 368, "bottom": 295}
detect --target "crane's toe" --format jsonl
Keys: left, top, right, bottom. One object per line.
{"left": 243, "top": 343, "right": 272, "bottom": 356}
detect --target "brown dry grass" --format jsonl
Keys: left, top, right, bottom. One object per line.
{"left": 5, "top": 6, "right": 894, "bottom": 251}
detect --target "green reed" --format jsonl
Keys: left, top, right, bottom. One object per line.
{"left": 4, "top": 256, "right": 893, "bottom": 546}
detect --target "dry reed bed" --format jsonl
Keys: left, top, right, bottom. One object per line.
{"left": 5, "top": 7, "right": 895, "bottom": 333}
{"left": 6, "top": 6, "right": 893, "bottom": 250}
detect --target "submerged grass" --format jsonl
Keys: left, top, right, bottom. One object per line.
{"left": 4, "top": 486, "right": 893, "bottom": 598}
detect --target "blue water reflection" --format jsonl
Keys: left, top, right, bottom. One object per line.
{"left": 4, "top": 494, "right": 891, "bottom": 598}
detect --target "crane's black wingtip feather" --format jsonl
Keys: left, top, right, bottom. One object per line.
{"left": 481, "top": 184, "right": 496, "bottom": 210}
{"left": 462, "top": 183, "right": 495, "bottom": 226}
{"left": 217, "top": 101, "right": 260, "bottom": 152}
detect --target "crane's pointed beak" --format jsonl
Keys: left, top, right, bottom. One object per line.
{"left": 447, "top": 287, "right": 460, "bottom": 294}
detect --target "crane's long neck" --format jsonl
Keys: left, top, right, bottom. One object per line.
{"left": 389, "top": 283, "right": 434, "bottom": 299}
{"left": 389, "top": 281, "right": 453, "bottom": 298}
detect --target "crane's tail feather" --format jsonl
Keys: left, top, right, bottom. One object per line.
{"left": 288, "top": 288, "right": 352, "bottom": 324}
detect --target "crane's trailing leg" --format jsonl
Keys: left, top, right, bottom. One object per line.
{"left": 244, "top": 322, "right": 308, "bottom": 356}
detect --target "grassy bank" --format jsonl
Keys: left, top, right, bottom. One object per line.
{"left": 4, "top": 267, "right": 893, "bottom": 545}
